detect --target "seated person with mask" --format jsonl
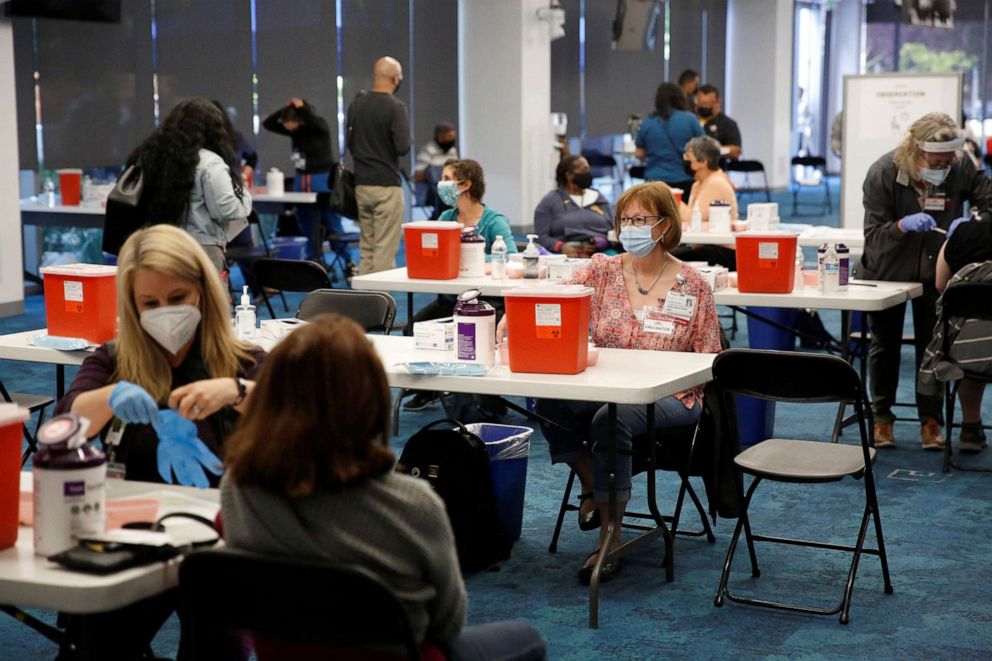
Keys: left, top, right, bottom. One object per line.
{"left": 415, "top": 122, "right": 459, "bottom": 216}
{"left": 534, "top": 155, "right": 613, "bottom": 257}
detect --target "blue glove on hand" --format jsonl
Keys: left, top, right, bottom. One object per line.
{"left": 109, "top": 381, "right": 161, "bottom": 426}
{"left": 947, "top": 215, "right": 970, "bottom": 238}
{"left": 899, "top": 212, "right": 937, "bottom": 233}
{"left": 153, "top": 410, "right": 222, "bottom": 488}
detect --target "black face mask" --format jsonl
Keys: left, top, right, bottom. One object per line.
{"left": 394, "top": 79, "right": 403, "bottom": 95}
{"left": 437, "top": 140, "right": 456, "bottom": 152}
{"left": 697, "top": 107, "right": 714, "bottom": 119}
{"left": 571, "top": 171, "right": 594, "bottom": 189}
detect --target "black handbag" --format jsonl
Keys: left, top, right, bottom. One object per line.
{"left": 330, "top": 160, "right": 357, "bottom": 219}
{"left": 102, "top": 163, "right": 148, "bottom": 255}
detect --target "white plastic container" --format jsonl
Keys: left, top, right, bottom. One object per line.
{"left": 709, "top": 201, "right": 732, "bottom": 232}
{"left": 33, "top": 414, "right": 106, "bottom": 557}
{"left": 266, "top": 167, "right": 285, "bottom": 196}
{"left": 459, "top": 228, "right": 486, "bottom": 278}
{"left": 453, "top": 289, "right": 496, "bottom": 365}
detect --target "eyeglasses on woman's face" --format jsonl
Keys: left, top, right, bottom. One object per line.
{"left": 617, "top": 215, "right": 665, "bottom": 228}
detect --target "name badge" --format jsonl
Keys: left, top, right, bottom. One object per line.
{"left": 105, "top": 418, "right": 125, "bottom": 447}
{"left": 923, "top": 196, "right": 947, "bottom": 211}
{"left": 661, "top": 293, "right": 697, "bottom": 324}
{"left": 643, "top": 318, "right": 676, "bottom": 335}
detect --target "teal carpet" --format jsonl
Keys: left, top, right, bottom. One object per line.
{"left": 2, "top": 183, "right": 991, "bottom": 659}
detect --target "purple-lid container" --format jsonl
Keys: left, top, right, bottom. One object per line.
{"left": 32, "top": 413, "right": 105, "bottom": 470}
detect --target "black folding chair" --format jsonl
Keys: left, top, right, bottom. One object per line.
{"left": 938, "top": 281, "right": 992, "bottom": 473}
{"left": 724, "top": 159, "right": 771, "bottom": 203}
{"left": 712, "top": 349, "right": 892, "bottom": 624}
{"left": 297, "top": 288, "right": 397, "bottom": 334}
{"left": 179, "top": 548, "right": 422, "bottom": 660}
{"left": 790, "top": 156, "right": 831, "bottom": 216}
{"left": 252, "top": 258, "right": 333, "bottom": 318}
{"left": 0, "top": 381, "right": 53, "bottom": 466}
{"left": 225, "top": 210, "right": 289, "bottom": 312}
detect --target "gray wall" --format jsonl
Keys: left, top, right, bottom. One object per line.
{"left": 13, "top": 0, "right": 458, "bottom": 174}
{"left": 551, "top": 0, "right": 727, "bottom": 138}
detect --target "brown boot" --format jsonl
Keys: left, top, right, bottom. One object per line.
{"left": 920, "top": 418, "right": 946, "bottom": 450}
{"left": 873, "top": 422, "right": 895, "bottom": 448}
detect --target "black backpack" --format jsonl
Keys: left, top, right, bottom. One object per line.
{"left": 397, "top": 419, "right": 512, "bottom": 572}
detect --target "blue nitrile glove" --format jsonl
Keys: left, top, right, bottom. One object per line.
{"left": 153, "top": 409, "right": 222, "bottom": 488}
{"left": 899, "top": 212, "right": 937, "bottom": 233}
{"left": 947, "top": 216, "right": 970, "bottom": 238}
{"left": 109, "top": 381, "right": 162, "bottom": 426}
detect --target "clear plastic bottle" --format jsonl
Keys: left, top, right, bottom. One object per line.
{"left": 690, "top": 203, "right": 703, "bottom": 232}
{"left": 794, "top": 246, "right": 804, "bottom": 291}
{"left": 522, "top": 234, "right": 540, "bottom": 279}
{"left": 491, "top": 234, "right": 507, "bottom": 280}
{"left": 43, "top": 177, "right": 56, "bottom": 207}
{"left": 235, "top": 285, "right": 257, "bottom": 339}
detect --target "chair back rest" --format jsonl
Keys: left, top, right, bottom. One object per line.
{"left": 179, "top": 548, "right": 421, "bottom": 659}
{"left": 940, "top": 280, "right": 992, "bottom": 322}
{"left": 253, "top": 258, "right": 332, "bottom": 293}
{"left": 723, "top": 159, "right": 765, "bottom": 173}
{"left": 712, "top": 349, "right": 861, "bottom": 404}
{"left": 297, "top": 288, "right": 397, "bottom": 333}
{"left": 790, "top": 156, "right": 826, "bottom": 168}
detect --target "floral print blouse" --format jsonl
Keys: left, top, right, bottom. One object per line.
{"left": 566, "top": 253, "right": 722, "bottom": 409}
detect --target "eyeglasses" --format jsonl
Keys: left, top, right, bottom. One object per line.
{"left": 617, "top": 215, "right": 664, "bottom": 228}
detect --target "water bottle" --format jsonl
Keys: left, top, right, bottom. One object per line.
{"left": 43, "top": 177, "right": 56, "bottom": 207}
{"left": 836, "top": 243, "right": 850, "bottom": 291}
{"left": 491, "top": 234, "right": 507, "bottom": 280}
{"left": 690, "top": 203, "right": 703, "bottom": 232}
{"left": 794, "top": 246, "right": 804, "bottom": 291}
{"left": 819, "top": 243, "right": 839, "bottom": 294}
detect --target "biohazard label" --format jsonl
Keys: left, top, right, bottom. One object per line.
{"left": 64, "top": 281, "right": 84, "bottom": 313}
{"left": 422, "top": 232, "right": 439, "bottom": 257}
{"left": 535, "top": 303, "right": 563, "bottom": 339}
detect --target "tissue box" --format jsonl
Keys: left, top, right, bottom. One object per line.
{"left": 414, "top": 317, "right": 455, "bottom": 351}
{"left": 260, "top": 318, "right": 308, "bottom": 339}
{"left": 746, "top": 203, "right": 780, "bottom": 230}
{"left": 691, "top": 265, "right": 729, "bottom": 291}
{"left": 547, "top": 258, "right": 587, "bottom": 282}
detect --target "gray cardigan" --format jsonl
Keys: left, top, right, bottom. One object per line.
{"left": 184, "top": 148, "right": 252, "bottom": 248}
{"left": 220, "top": 471, "right": 467, "bottom": 644}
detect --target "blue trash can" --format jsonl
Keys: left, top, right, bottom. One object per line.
{"left": 738, "top": 306, "right": 799, "bottom": 446}
{"left": 465, "top": 423, "right": 532, "bottom": 541}
{"left": 270, "top": 236, "right": 309, "bottom": 260}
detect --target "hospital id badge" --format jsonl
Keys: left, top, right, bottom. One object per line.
{"left": 923, "top": 195, "right": 947, "bottom": 211}
{"left": 642, "top": 305, "right": 676, "bottom": 335}
{"left": 105, "top": 419, "right": 126, "bottom": 479}
{"left": 661, "top": 292, "right": 697, "bottom": 325}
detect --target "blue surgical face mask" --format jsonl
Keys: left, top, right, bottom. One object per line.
{"left": 619, "top": 225, "right": 665, "bottom": 257}
{"left": 437, "top": 180, "right": 462, "bottom": 207}
{"left": 920, "top": 166, "right": 950, "bottom": 186}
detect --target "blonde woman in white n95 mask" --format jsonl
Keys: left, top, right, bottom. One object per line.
{"left": 57, "top": 224, "right": 267, "bottom": 487}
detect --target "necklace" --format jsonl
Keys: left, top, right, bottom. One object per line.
{"left": 633, "top": 252, "right": 670, "bottom": 295}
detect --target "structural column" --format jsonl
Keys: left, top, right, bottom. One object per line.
{"left": 458, "top": 0, "right": 555, "bottom": 232}
{"left": 0, "top": 18, "right": 23, "bottom": 317}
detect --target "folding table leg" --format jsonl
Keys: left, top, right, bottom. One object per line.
{"left": 588, "top": 403, "right": 618, "bottom": 629}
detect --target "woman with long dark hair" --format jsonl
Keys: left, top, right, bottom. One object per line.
{"left": 635, "top": 81, "right": 703, "bottom": 192}
{"left": 127, "top": 96, "right": 252, "bottom": 272}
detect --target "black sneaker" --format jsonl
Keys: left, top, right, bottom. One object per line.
{"left": 403, "top": 391, "right": 439, "bottom": 411}
{"left": 959, "top": 423, "right": 988, "bottom": 454}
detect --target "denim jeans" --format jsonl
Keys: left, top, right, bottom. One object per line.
{"left": 294, "top": 170, "right": 347, "bottom": 262}
{"left": 449, "top": 620, "right": 547, "bottom": 661}
{"left": 536, "top": 396, "right": 701, "bottom": 504}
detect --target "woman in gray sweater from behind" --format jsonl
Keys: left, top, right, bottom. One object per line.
{"left": 221, "top": 314, "right": 545, "bottom": 660}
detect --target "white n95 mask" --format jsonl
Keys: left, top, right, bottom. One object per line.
{"left": 140, "top": 305, "right": 201, "bottom": 355}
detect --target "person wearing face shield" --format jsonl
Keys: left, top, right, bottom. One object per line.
{"left": 56, "top": 224, "right": 266, "bottom": 486}
{"left": 527, "top": 182, "right": 722, "bottom": 584}
{"left": 533, "top": 155, "right": 614, "bottom": 257}
{"left": 861, "top": 112, "right": 992, "bottom": 450}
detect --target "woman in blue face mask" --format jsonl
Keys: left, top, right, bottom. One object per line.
{"left": 861, "top": 112, "right": 992, "bottom": 451}
{"left": 57, "top": 224, "right": 267, "bottom": 486}
{"left": 529, "top": 182, "right": 723, "bottom": 584}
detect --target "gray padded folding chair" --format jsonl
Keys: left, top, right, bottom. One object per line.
{"left": 712, "top": 349, "right": 893, "bottom": 624}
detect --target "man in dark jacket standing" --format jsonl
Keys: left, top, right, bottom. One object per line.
{"left": 861, "top": 112, "right": 992, "bottom": 450}
{"left": 348, "top": 56, "right": 412, "bottom": 274}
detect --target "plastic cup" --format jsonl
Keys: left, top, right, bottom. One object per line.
{"left": 0, "top": 404, "right": 29, "bottom": 550}
{"left": 58, "top": 169, "right": 83, "bottom": 206}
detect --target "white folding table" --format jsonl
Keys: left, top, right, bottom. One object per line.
{"left": 0, "top": 331, "right": 714, "bottom": 628}
{"left": 681, "top": 225, "right": 865, "bottom": 249}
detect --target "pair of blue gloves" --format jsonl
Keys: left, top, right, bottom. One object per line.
{"left": 899, "top": 212, "right": 970, "bottom": 236}
{"left": 109, "top": 381, "right": 222, "bottom": 488}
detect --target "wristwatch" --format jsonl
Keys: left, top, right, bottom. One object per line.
{"left": 232, "top": 377, "right": 248, "bottom": 406}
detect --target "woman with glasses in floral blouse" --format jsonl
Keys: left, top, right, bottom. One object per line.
{"left": 534, "top": 181, "right": 722, "bottom": 584}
